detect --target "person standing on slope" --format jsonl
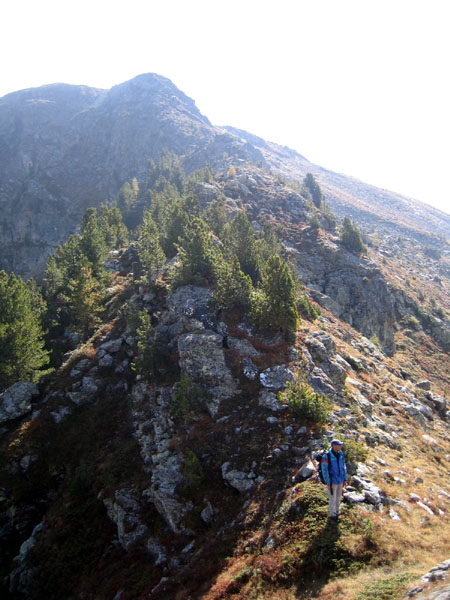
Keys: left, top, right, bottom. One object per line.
{"left": 321, "top": 439, "right": 348, "bottom": 520}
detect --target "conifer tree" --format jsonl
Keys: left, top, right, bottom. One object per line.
{"left": 0, "top": 270, "right": 50, "bottom": 388}
{"left": 340, "top": 217, "right": 367, "bottom": 255}
{"left": 250, "top": 255, "right": 299, "bottom": 340}
{"left": 54, "top": 234, "right": 84, "bottom": 282}
{"left": 116, "top": 180, "right": 140, "bottom": 228}
{"left": 257, "top": 221, "right": 281, "bottom": 262}
{"left": 163, "top": 202, "right": 190, "bottom": 258}
{"left": 79, "top": 208, "right": 107, "bottom": 277}
{"left": 132, "top": 310, "right": 156, "bottom": 378}
{"left": 138, "top": 212, "right": 166, "bottom": 282}
{"left": 223, "top": 211, "right": 261, "bottom": 283}
{"left": 175, "top": 218, "right": 218, "bottom": 287}
{"left": 214, "top": 256, "right": 252, "bottom": 312}
{"left": 205, "top": 197, "right": 228, "bottom": 237}
{"left": 98, "top": 205, "right": 129, "bottom": 249}
{"left": 67, "top": 260, "right": 104, "bottom": 339}
{"left": 303, "top": 173, "right": 324, "bottom": 208}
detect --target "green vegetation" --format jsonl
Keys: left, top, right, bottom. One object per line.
{"left": 214, "top": 257, "right": 252, "bottom": 312}
{"left": 297, "top": 293, "right": 321, "bottom": 321}
{"left": 43, "top": 204, "right": 128, "bottom": 350}
{"left": 279, "top": 373, "right": 331, "bottom": 425}
{"left": 174, "top": 217, "right": 218, "bottom": 287}
{"left": 137, "top": 211, "right": 166, "bottom": 282}
{"left": 67, "top": 260, "right": 105, "bottom": 338}
{"left": 303, "top": 172, "right": 324, "bottom": 208}
{"left": 223, "top": 211, "right": 261, "bottom": 284}
{"left": 341, "top": 217, "right": 367, "bottom": 255}
{"left": 0, "top": 271, "right": 50, "bottom": 389}
{"left": 170, "top": 373, "right": 206, "bottom": 418}
{"left": 343, "top": 437, "right": 369, "bottom": 465}
{"left": 182, "top": 449, "right": 204, "bottom": 496}
{"left": 251, "top": 254, "right": 299, "bottom": 340}
{"left": 355, "top": 572, "right": 416, "bottom": 600}
{"left": 131, "top": 310, "right": 156, "bottom": 379}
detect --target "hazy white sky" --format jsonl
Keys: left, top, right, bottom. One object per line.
{"left": 2, "top": 0, "right": 449, "bottom": 215}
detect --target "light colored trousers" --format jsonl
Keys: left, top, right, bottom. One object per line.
{"left": 327, "top": 483, "right": 344, "bottom": 517}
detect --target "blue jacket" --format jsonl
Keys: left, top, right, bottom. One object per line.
{"left": 321, "top": 450, "right": 347, "bottom": 485}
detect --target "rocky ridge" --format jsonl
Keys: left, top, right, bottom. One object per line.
{"left": 0, "top": 230, "right": 449, "bottom": 597}
{"left": 0, "top": 76, "right": 449, "bottom": 600}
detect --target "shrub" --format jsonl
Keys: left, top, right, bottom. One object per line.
{"left": 181, "top": 450, "right": 204, "bottom": 497}
{"left": 279, "top": 375, "right": 331, "bottom": 425}
{"left": 250, "top": 255, "right": 299, "bottom": 340}
{"left": 343, "top": 437, "right": 369, "bottom": 465}
{"left": 340, "top": 217, "right": 367, "bottom": 255}
{"left": 355, "top": 572, "right": 416, "bottom": 600}
{"left": 370, "top": 334, "right": 381, "bottom": 348}
{"left": 132, "top": 310, "right": 156, "bottom": 379}
{"left": 170, "top": 373, "right": 206, "bottom": 418}
{"left": 297, "top": 294, "right": 320, "bottom": 321}
{"left": 303, "top": 173, "right": 324, "bottom": 208}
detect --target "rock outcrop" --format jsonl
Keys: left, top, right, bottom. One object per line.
{"left": 0, "top": 382, "right": 39, "bottom": 423}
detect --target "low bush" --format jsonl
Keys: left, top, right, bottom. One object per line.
{"left": 355, "top": 572, "right": 416, "bottom": 600}
{"left": 279, "top": 375, "right": 331, "bottom": 425}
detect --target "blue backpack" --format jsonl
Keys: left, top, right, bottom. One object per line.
{"left": 317, "top": 450, "right": 331, "bottom": 484}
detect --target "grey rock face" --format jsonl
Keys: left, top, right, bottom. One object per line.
{"left": 258, "top": 390, "right": 287, "bottom": 412}
{"left": 200, "top": 499, "right": 215, "bottom": 524}
{"left": 221, "top": 462, "right": 257, "bottom": 493}
{"left": 99, "top": 337, "right": 124, "bottom": 354}
{"left": 303, "top": 333, "right": 346, "bottom": 397}
{"left": 297, "top": 459, "right": 316, "bottom": 480}
{"left": 242, "top": 357, "right": 258, "bottom": 380}
{"left": 352, "top": 476, "right": 384, "bottom": 505}
{"left": 103, "top": 489, "right": 150, "bottom": 552}
{"left": 298, "top": 240, "right": 396, "bottom": 355}
{"left": 0, "top": 382, "right": 39, "bottom": 424}
{"left": 178, "top": 331, "right": 237, "bottom": 416}
{"left": 228, "top": 336, "right": 260, "bottom": 356}
{"left": 131, "top": 383, "right": 193, "bottom": 534}
{"left": 259, "top": 365, "right": 294, "bottom": 390}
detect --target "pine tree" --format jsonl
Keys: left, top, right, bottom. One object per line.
{"left": 257, "top": 221, "right": 281, "bottom": 262}
{"left": 138, "top": 212, "right": 166, "bottom": 282}
{"left": 67, "top": 260, "right": 104, "bottom": 339}
{"left": 54, "top": 234, "right": 84, "bottom": 282}
{"left": 132, "top": 310, "right": 156, "bottom": 379}
{"left": 163, "top": 202, "right": 190, "bottom": 258}
{"left": 0, "top": 271, "right": 50, "bottom": 389}
{"left": 223, "top": 211, "right": 261, "bottom": 283}
{"left": 205, "top": 197, "right": 228, "bottom": 237}
{"left": 98, "top": 204, "right": 129, "bottom": 249}
{"left": 175, "top": 218, "right": 218, "bottom": 287}
{"left": 250, "top": 255, "right": 299, "bottom": 340}
{"left": 303, "top": 173, "right": 324, "bottom": 208}
{"left": 116, "top": 180, "right": 140, "bottom": 228}
{"left": 340, "top": 217, "right": 367, "bottom": 255}
{"left": 214, "top": 256, "right": 252, "bottom": 312}
{"left": 79, "top": 208, "right": 107, "bottom": 277}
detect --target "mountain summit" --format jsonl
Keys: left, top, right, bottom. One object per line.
{"left": 1, "top": 74, "right": 449, "bottom": 278}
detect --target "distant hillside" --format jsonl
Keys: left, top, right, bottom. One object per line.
{"left": 0, "top": 74, "right": 448, "bottom": 279}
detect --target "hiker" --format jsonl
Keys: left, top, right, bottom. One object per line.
{"left": 321, "top": 439, "right": 348, "bottom": 520}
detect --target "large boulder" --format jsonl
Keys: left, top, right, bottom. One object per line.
{"left": 221, "top": 462, "right": 255, "bottom": 493}
{"left": 178, "top": 331, "right": 237, "bottom": 416}
{"left": 131, "top": 384, "right": 194, "bottom": 535}
{"left": 260, "top": 365, "right": 294, "bottom": 390}
{"left": 103, "top": 489, "right": 149, "bottom": 552}
{"left": 0, "top": 382, "right": 39, "bottom": 424}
